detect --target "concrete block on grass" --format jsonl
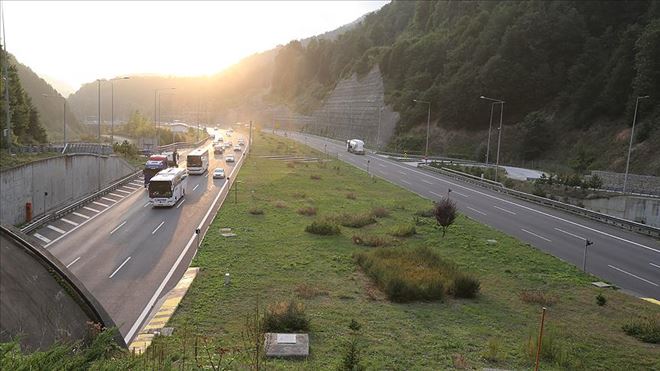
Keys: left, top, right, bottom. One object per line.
{"left": 264, "top": 333, "right": 309, "bottom": 358}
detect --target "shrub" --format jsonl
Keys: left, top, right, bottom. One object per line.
{"left": 295, "top": 283, "right": 328, "bottom": 299}
{"left": 388, "top": 224, "right": 416, "bottom": 237}
{"left": 346, "top": 192, "right": 357, "bottom": 200}
{"left": 622, "top": 316, "right": 660, "bottom": 344}
{"left": 519, "top": 290, "right": 558, "bottom": 306}
{"left": 305, "top": 219, "right": 340, "bottom": 235}
{"left": 248, "top": 207, "right": 264, "bottom": 215}
{"left": 352, "top": 234, "right": 394, "bottom": 247}
{"left": 274, "top": 200, "right": 287, "bottom": 209}
{"left": 526, "top": 328, "right": 577, "bottom": 368}
{"left": 452, "top": 274, "right": 480, "bottom": 298}
{"left": 596, "top": 293, "right": 607, "bottom": 306}
{"left": 298, "top": 206, "right": 317, "bottom": 216}
{"left": 338, "top": 213, "right": 376, "bottom": 228}
{"left": 483, "top": 337, "right": 504, "bottom": 363}
{"left": 434, "top": 198, "right": 457, "bottom": 237}
{"left": 371, "top": 207, "right": 390, "bottom": 218}
{"left": 310, "top": 174, "right": 322, "bottom": 180}
{"left": 263, "top": 300, "right": 310, "bottom": 333}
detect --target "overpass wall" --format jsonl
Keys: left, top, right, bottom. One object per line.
{"left": 0, "top": 154, "right": 136, "bottom": 225}
{"left": 583, "top": 195, "right": 660, "bottom": 228}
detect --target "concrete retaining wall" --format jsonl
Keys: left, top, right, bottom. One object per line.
{"left": 583, "top": 195, "right": 660, "bottom": 228}
{"left": 591, "top": 170, "right": 660, "bottom": 196}
{"left": 0, "top": 154, "right": 136, "bottom": 225}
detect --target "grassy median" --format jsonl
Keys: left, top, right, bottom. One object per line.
{"left": 157, "top": 132, "right": 659, "bottom": 370}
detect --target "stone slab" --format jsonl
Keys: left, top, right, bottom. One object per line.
{"left": 592, "top": 281, "right": 614, "bottom": 288}
{"left": 265, "top": 333, "right": 309, "bottom": 358}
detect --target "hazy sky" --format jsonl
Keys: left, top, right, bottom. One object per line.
{"left": 3, "top": 1, "right": 388, "bottom": 95}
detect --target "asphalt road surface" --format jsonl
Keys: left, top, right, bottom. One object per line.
{"left": 34, "top": 130, "right": 249, "bottom": 344}
{"left": 282, "top": 131, "right": 660, "bottom": 301}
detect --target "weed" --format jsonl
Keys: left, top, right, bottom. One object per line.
{"left": 452, "top": 274, "right": 481, "bottom": 298}
{"left": 526, "top": 328, "right": 578, "bottom": 368}
{"left": 274, "top": 200, "right": 287, "bottom": 209}
{"left": 352, "top": 234, "right": 394, "bottom": 247}
{"left": 371, "top": 207, "right": 390, "bottom": 218}
{"left": 336, "top": 213, "right": 376, "bottom": 228}
{"left": 415, "top": 208, "right": 435, "bottom": 218}
{"left": 388, "top": 224, "right": 416, "bottom": 237}
{"left": 310, "top": 174, "right": 322, "bottom": 180}
{"left": 286, "top": 162, "right": 295, "bottom": 168}
{"left": 452, "top": 353, "right": 469, "bottom": 369}
{"left": 596, "top": 293, "right": 607, "bottom": 306}
{"left": 292, "top": 191, "right": 307, "bottom": 199}
{"left": 346, "top": 192, "right": 357, "bottom": 200}
{"left": 483, "top": 337, "right": 504, "bottom": 363}
{"left": 519, "top": 290, "right": 559, "bottom": 306}
{"left": 305, "top": 219, "right": 340, "bottom": 235}
{"left": 263, "top": 300, "right": 310, "bottom": 333}
{"left": 297, "top": 206, "right": 317, "bottom": 216}
{"left": 295, "top": 284, "right": 329, "bottom": 299}
{"left": 622, "top": 316, "right": 660, "bottom": 344}
{"left": 248, "top": 207, "right": 264, "bottom": 215}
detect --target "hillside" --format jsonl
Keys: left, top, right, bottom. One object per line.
{"left": 11, "top": 54, "right": 86, "bottom": 141}
{"left": 268, "top": 1, "right": 660, "bottom": 175}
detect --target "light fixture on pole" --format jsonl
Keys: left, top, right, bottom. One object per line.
{"left": 154, "top": 87, "right": 176, "bottom": 148}
{"left": 623, "top": 95, "right": 649, "bottom": 194}
{"left": 479, "top": 95, "right": 505, "bottom": 181}
{"left": 479, "top": 96, "right": 504, "bottom": 165}
{"left": 413, "top": 99, "right": 431, "bottom": 162}
{"left": 42, "top": 94, "right": 66, "bottom": 146}
{"left": 110, "top": 77, "right": 130, "bottom": 145}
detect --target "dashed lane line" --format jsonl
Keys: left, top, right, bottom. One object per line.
{"left": 152, "top": 221, "right": 165, "bottom": 235}
{"left": 176, "top": 199, "right": 186, "bottom": 209}
{"left": 110, "top": 221, "right": 127, "bottom": 235}
{"left": 73, "top": 212, "right": 90, "bottom": 219}
{"left": 429, "top": 191, "right": 443, "bottom": 198}
{"left": 101, "top": 197, "right": 117, "bottom": 203}
{"left": 109, "top": 193, "right": 124, "bottom": 198}
{"left": 109, "top": 257, "right": 131, "bottom": 279}
{"left": 400, "top": 179, "right": 412, "bottom": 185}
{"left": 143, "top": 202, "right": 151, "bottom": 208}
{"left": 650, "top": 263, "right": 660, "bottom": 269}
{"left": 521, "top": 228, "right": 552, "bottom": 242}
{"left": 34, "top": 233, "right": 51, "bottom": 244}
{"left": 93, "top": 201, "right": 109, "bottom": 208}
{"left": 554, "top": 227, "right": 585, "bottom": 240}
{"left": 608, "top": 265, "right": 658, "bottom": 287}
{"left": 192, "top": 184, "right": 200, "bottom": 191}
{"left": 453, "top": 191, "right": 469, "bottom": 198}
{"left": 467, "top": 207, "right": 487, "bottom": 216}
{"left": 493, "top": 205, "right": 516, "bottom": 215}
{"left": 66, "top": 257, "right": 81, "bottom": 268}
{"left": 115, "top": 189, "right": 132, "bottom": 195}
{"left": 421, "top": 179, "right": 433, "bottom": 185}
{"left": 60, "top": 218, "right": 79, "bottom": 226}
{"left": 47, "top": 225, "right": 66, "bottom": 234}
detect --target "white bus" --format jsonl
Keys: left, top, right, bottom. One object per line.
{"left": 186, "top": 148, "right": 209, "bottom": 175}
{"left": 148, "top": 167, "right": 188, "bottom": 207}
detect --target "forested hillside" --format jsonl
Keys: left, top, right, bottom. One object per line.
{"left": 269, "top": 1, "right": 660, "bottom": 175}
{"left": 0, "top": 51, "right": 48, "bottom": 147}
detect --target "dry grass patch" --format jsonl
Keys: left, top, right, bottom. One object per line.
{"left": 294, "top": 283, "right": 329, "bottom": 299}
{"left": 274, "top": 200, "right": 288, "bottom": 209}
{"left": 333, "top": 212, "right": 376, "bottom": 228}
{"left": 305, "top": 219, "right": 340, "bottom": 235}
{"left": 248, "top": 206, "right": 264, "bottom": 215}
{"left": 352, "top": 234, "right": 395, "bottom": 247}
{"left": 310, "top": 174, "right": 322, "bottom": 180}
{"left": 292, "top": 191, "right": 307, "bottom": 199}
{"left": 297, "top": 206, "right": 317, "bottom": 216}
{"left": 519, "top": 290, "right": 559, "bottom": 306}
{"left": 388, "top": 224, "right": 416, "bottom": 237}
{"left": 371, "top": 206, "right": 390, "bottom": 218}
{"left": 346, "top": 192, "right": 357, "bottom": 200}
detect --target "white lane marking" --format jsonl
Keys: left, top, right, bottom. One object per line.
{"left": 73, "top": 212, "right": 90, "bottom": 219}
{"left": 93, "top": 201, "right": 109, "bottom": 208}
{"left": 401, "top": 179, "right": 412, "bottom": 185}
{"left": 378, "top": 163, "right": 386, "bottom": 168}
{"left": 650, "top": 262, "right": 660, "bottom": 270}
{"left": 66, "top": 257, "right": 81, "bottom": 268}
{"left": 521, "top": 228, "right": 552, "bottom": 242}
{"left": 143, "top": 202, "right": 151, "bottom": 208}
{"left": 608, "top": 265, "right": 658, "bottom": 287}
{"left": 380, "top": 171, "right": 389, "bottom": 176}
{"left": 152, "top": 221, "right": 165, "bottom": 235}
{"left": 429, "top": 191, "right": 443, "bottom": 198}
{"left": 109, "top": 193, "right": 124, "bottom": 198}
{"left": 176, "top": 199, "right": 186, "bottom": 209}
{"left": 115, "top": 189, "right": 131, "bottom": 195}
{"left": 125, "top": 142, "right": 248, "bottom": 344}
{"left": 47, "top": 225, "right": 66, "bottom": 234}
{"left": 453, "top": 191, "right": 469, "bottom": 198}
{"left": 123, "top": 185, "right": 139, "bottom": 191}
{"left": 554, "top": 228, "right": 585, "bottom": 240}
{"left": 467, "top": 207, "right": 487, "bottom": 216}
{"left": 110, "top": 221, "right": 127, "bottom": 235}
{"left": 60, "top": 218, "right": 79, "bottom": 226}
{"left": 129, "top": 182, "right": 142, "bottom": 187}
{"left": 193, "top": 184, "right": 200, "bottom": 191}
{"left": 109, "top": 256, "right": 131, "bottom": 279}
{"left": 422, "top": 179, "right": 433, "bottom": 185}
{"left": 101, "top": 197, "right": 116, "bottom": 203}
{"left": 34, "top": 233, "right": 51, "bottom": 243}
{"left": 493, "top": 205, "right": 516, "bottom": 215}
{"left": 83, "top": 206, "right": 100, "bottom": 213}
{"left": 363, "top": 153, "right": 660, "bottom": 254}
{"left": 399, "top": 171, "right": 407, "bottom": 175}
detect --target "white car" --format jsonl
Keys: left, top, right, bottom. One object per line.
{"left": 234, "top": 145, "right": 242, "bottom": 152}
{"left": 225, "top": 155, "right": 235, "bottom": 163}
{"left": 212, "top": 168, "right": 225, "bottom": 179}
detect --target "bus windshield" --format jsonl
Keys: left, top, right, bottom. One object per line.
{"left": 148, "top": 180, "right": 172, "bottom": 198}
{"left": 187, "top": 155, "right": 202, "bottom": 167}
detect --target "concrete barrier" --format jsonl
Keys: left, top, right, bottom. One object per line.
{"left": 0, "top": 154, "right": 136, "bottom": 226}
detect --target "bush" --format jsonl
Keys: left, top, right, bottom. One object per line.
{"left": 352, "top": 234, "right": 394, "bottom": 247}
{"left": 346, "top": 192, "right": 357, "bottom": 200}
{"left": 298, "top": 206, "right": 317, "bottom": 216}
{"left": 305, "top": 219, "right": 340, "bottom": 235}
{"left": 452, "top": 274, "right": 480, "bottom": 298}
{"left": 434, "top": 198, "right": 457, "bottom": 237}
{"left": 295, "top": 283, "right": 328, "bottom": 299}
{"left": 274, "top": 200, "right": 288, "bottom": 209}
{"left": 622, "top": 316, "right": 660, "bottom": 344}
{"left": 248, "top": 207, "right": 264, "bottom": 215}
{"left": 371, "top": 207, "right": 390, "bottom": 218}
{"left": 263, "top": 300, "right": 310, "bottom": 333}
{"left": 388, "top": 224, "right": 416, "bottom": 237}
{"left": 483, "top": 337, "right": 504, "bottom": 363}
{"left": 596, "top": 293, "right": 607, "bottom": 306}
{"left": 526, "top": 328, "right": 577, "bottom": 368}
{"left": 519, "top": 290, "right": 558, "bottom": 306}
{"left": 310, "top": 174, "right": 322, "bottom": 180}
{"left": 337, "top": 213, "right": 376, "bottom": 228}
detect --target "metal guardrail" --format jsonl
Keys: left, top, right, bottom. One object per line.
{"left": 20, "top": 170, "right": 143, "bottom": 234}
{"left": 156, "top": 136, "right": 210, "bottom": 152}
{"left": 419, "top": 164, "right": 660, "bottom": 238}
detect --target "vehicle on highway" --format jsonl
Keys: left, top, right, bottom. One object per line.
{"left": 143, "top": 155, "right": 169, "bottom": 187}
{"left": 233, "top": 145, "right": 241, "bottom": 152}
{"left": 238, "top": 138, "right": 245, "bottom": 146}
{"left": 346, "top": 139, "right": 365, "bottom": 155}
{"left": 161, "top": 150, "right": 180, "bottom": 167}
{"left": 214, "top": 144, "right": 224, "bottom": 154}
{"left": 212, "top": 168, "right": 226, "bottom": 179}
{"left": 148, "top": 167, "right": 188, "bottom": 207}
{"left": 186, "top": 148, "right": 209, "bottom": 175}
{"left": 226, "top": 141, "right": 233, "bottom": 147}
{"left": 225, "top": 155, "right": 235, "bottom": 163}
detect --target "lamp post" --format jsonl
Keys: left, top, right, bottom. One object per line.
{"left": 158, "top": 92, "right": 176, "bottom": 145}
{"left": 110, "top": 77, "right": 130, "bottom": 145}
{"left": 376, "top": 105, "right": 384, "bottom": 150}
{"left": 480, "top": 96, "right": 505, "bottom": 181}
{"left": 479, "top": 97, "right": 503, "bottom": 165}
{"left": 413, "top": 99, "right": 431, "bottom": 162}
{"left": 42, "top": 94, "right": 66, "bottom": 146}
{"left": 623, "top": 95, "right": 650, "bottom": 194}
{"left": 154, "top": 87, "right": 176, "bottom": 148}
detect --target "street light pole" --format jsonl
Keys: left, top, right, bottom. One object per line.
{"left": 376, "top": 106, "right": 383, "bottom": 150}
{"left": 97, "top": 79, "right": 101, "bottom": 142}
{"left": 623, "top": 95, "right": 650, "bottom": 194}
{"left": 110, "top": 77, "right": 130, "bottom": 145}
{"left": 486, "top": 103, "right": 494, "bottom": 164}
{"left": 42, "top": 94, "right": 66, "bottom": 146}
{"left": 413, "top": 99, "right": 431, "bottom": 161}
{"left": 153, "top": 87, "right": 176, "bottom": 148}
{"left": 495, "top": 102, "right": 504, "bottom": 182}
{"left": 480, "top": 96, "right": 505, "bottom": 181}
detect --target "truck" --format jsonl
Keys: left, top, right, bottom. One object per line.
{"left": 143, "top": 155, "right": 168, "bottom": 187}
{"left": 346, "top": 139, "right": 365, "bottom": 155}
{"left": 161, "top": 150, "right": 180, "bottom": 167}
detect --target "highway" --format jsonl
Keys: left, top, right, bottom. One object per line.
{"left": 29, "top": 129, "right": 249, "bottom": 343}
{"left": 283, "top": 131, "right": 660, "bottom": 300}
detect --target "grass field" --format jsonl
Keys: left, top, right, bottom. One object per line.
{"left": 154, "top": 132, "right": 658, "bottom": 370}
